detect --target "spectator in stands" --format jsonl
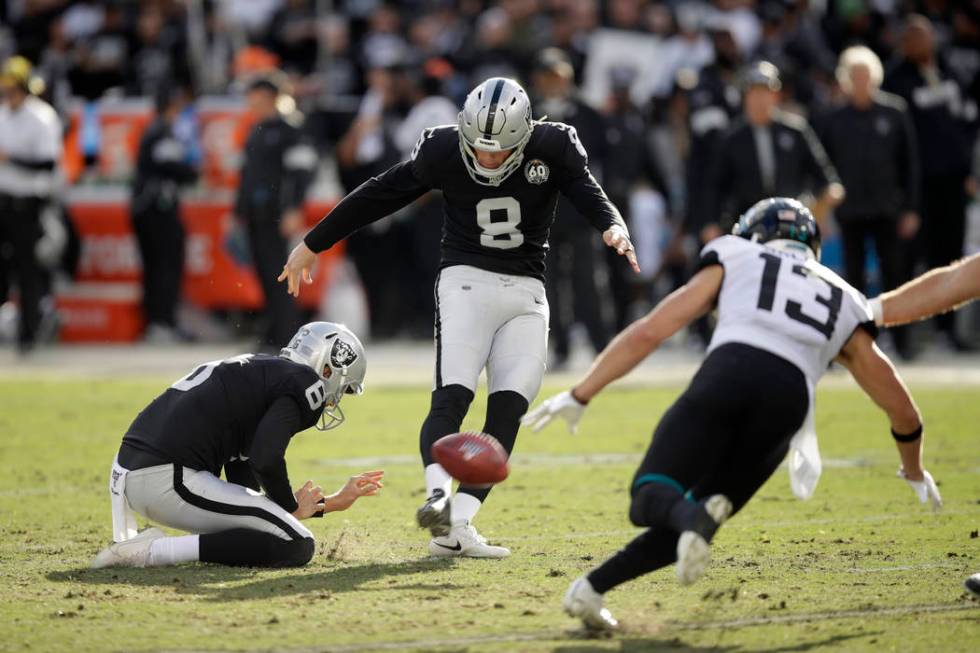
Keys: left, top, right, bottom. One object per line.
{"left": 883, "top": 15, "right": 976, "bottom": 351}
{"left": 267, "top": 0, "right": 320, "bottom": 76}
{"left": 820, "top": 46, "right": 920, "bottom": 358}
{"left": 531, "top": 47, "right": 611, "bottom": 368}
{"left": 0, "top": 56, "right": 61, "bottom": 354}
{"left": 601, "top": 65, "right": 671, "bottom": 329}
{"left": 683, "top": 20, "right": 743, "bottom": 245}
{"left": 703, "top": 61, "right": 843, "bottom": 234}
{"left": 333, "top": 63, "right": 406, "bottom": 339}
{"left": 130, "top": 84, "right": 198, "bottom": 344}
{"left": 234, "top": 74, "right": 317, "bottom": 350}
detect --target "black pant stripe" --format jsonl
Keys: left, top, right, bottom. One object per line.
{"left": 172, "top": 466, "right": 304, "bottom": 541}
{"left": 434, "top": 271, "right": 443, "bottom": 388}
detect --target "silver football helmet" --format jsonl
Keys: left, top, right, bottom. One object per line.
{"left": 458, "top": 77, "right": 534, "bottom": 186}
{"left": 280, "top": 321, "right": 366, "bottom": 431}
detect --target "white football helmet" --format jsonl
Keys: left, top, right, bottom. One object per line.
{"left": 280, "top": 321, "right": 366, "bottom": 430}
{"left": 457, "top": 77, "right": 534, "bottom": 186}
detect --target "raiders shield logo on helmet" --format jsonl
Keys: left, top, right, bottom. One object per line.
{"left": 524, "top": 159, "right": 549, "bottom": 184}
{"left": 330, "top": 338, "right": 359, "bottom": 368}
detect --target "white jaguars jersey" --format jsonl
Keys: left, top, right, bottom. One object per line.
{"left": 701, "top": 235, "right": 874, "bottom": 385}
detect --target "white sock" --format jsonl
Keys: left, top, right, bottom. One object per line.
{"left": 451, "top": 492, "right": 482, "bottom": 525}
{"left": 147, "top": 535, "right": 200, "bottom": 566}
{"left": 424, "top": 463, "right": 452, "bottom": 498}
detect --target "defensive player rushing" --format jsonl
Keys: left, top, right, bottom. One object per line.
{"left": 525, "top": 198, "right": 942, "bottom": 630}
{"left": 279, "top": 77, "right": 638, "bottom": 558}
{"left": 91, "top": 322, "right": 384, "bottom": 569}
{"left": 866, "top": 253, "right": 979, "bottom": 599}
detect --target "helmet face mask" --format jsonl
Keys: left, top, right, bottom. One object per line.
{"left": 732, "top": 197, "right": 822, "bottom": 260}
{"left": 458, "top": 77, "right": 534, "bottom": 186}
{"left": 280, "top": 322, "right": 366, "bottom": 431}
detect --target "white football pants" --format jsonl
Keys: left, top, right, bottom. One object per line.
{"left": 123, "top": 463, "right": 312, "bottom": 542}
{"left": 434, "top": 264, "right": 549, "bottom": 403}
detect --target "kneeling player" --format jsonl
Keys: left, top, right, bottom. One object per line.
{"left": 526, "top": 198, "right": 942, "bottom": 629}
{"left": 91, "top": 322, "right": 383, "bottom": 569}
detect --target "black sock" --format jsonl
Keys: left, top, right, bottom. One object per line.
{"left": 587, "top": 529, "right": 678, "bottom": 594}
{"left": 419, "top": 384, "right": 474, "bottom": 466}
{"left": 457, "top": 390, "right": 528, "bottom": 503}
{"left": 199, "top": 529, "right": 314, "bottom": 568}
{"left": 631, "top": 483, "right": 721, "bottom": 541}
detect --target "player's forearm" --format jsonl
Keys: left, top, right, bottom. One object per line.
{"left": 253, "top": 462, "right": 299, "bottom": 512}
{"left": 573, "top": 321, "right": 660, "bottom": 402}
{"left": 562, "top": 172, "right": 627, "bottom": 234}
{"left": 304, "top": 163, "right": 428, "bottom": 253}
{"left": 877, "top": 254, "right": 980, "bottom": 326}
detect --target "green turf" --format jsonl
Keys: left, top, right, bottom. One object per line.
{"left": 0, "top": 377, "right": 977, "bottom": 653}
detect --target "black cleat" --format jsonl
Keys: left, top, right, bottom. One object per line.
{"left": 416, "top": 488, "right": 452, "bottom": 537}
{"left": 965, "top": 573, "right": 980, "bottom": 599}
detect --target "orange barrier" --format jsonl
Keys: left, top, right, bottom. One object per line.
{"left": 62, "top": 198, "right": 340, "bottom": 342}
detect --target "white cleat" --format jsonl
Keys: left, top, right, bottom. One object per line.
{"left": 676, "top": 494, "right": 732, "bottom": 586}
{"left": 90, "top": 527, "right": 165, "bottom": 569}
{"left": 563, "top": 576, "right": 619, "bottom": 632}
{"left": 429, "top": 520, "right": 510, "bottom": 559}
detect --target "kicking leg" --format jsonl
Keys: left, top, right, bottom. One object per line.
{"left": 417, "top": 383, "right": 474, "bottom": 536}
{"left": 418, "top": 267, "right": 494, "bottom": 535}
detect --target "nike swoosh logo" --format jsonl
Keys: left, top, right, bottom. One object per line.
{"left": 434, "top": 540, "right": 462, "bottom": 551}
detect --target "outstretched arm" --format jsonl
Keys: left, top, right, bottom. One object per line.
{"left": 524, "top": 266, "right": 722, "bottom": 433}
{"left": 572, "top": 265, "right": 723, "bottom": 401}
{"left": 279, "top": 161, "right": 431, "bottom": 295}
{"left": 834, "top": 327, "right": 940, "bottom": 509}
{"left": 873, "top": 253, "right": 980, "bottom": 326}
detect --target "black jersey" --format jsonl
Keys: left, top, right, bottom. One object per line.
{"left": 304, "top": 122, "right": 626, "bottom": 280}
{"left": 119, "top": 354, "right": 325, "bottom": 512}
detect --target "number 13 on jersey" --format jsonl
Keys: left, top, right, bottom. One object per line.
{"left": 476, "top": 197, "right": 523, "bottom": 250}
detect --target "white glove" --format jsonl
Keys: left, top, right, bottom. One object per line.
{"left": 898, "top": 468, "right": 943, "bottom": 511}
{"left": 521, "top": 390, "right": 586, "bottom": 434}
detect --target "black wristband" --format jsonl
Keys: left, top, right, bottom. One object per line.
{"left": 891, "top": 424, "right": 922, "bottom": 443}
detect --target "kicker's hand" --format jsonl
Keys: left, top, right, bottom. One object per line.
{"left": 319, "top": 470, "right": 385, "bottom": 514}
{"left": 522, "top": 390, "right": 587, "bottom": 434}
{"left": 278, "top": 241, "right": 317, "bottom": 297}
{"left": 603, "top": 226, "right": 640, "bottom": 274}
{"left": 898, "top": 468, "right": 943, "bottom": 511}
{"left": 292, "top": 480, "right": 326, "bottom": 520}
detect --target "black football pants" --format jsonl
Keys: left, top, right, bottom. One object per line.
{"left": 247, "top": 218, "right": 303, "bottom": 348}
{"left": 588, "top": 343, "right": 809, "bottom": 593}
{"left": 0, "top": 194, "right": 43, "bottom": 348}
{"left": 132, "top": 206, "right": 185, "bottom": 328}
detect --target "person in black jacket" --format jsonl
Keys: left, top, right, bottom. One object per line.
{"left": 91, "top": 322, "right": 382, "bottom": 569}
{"left": 882, "top": 15, "right": 975, "bottom": 350}
{"left": 531, "top": 48, "right": 613, "bottom": 367}
{"left": 820, "top": 46, "right": 920, "bottom": 357}
{"left": 703, "top": 61, "right": 844, "bottom": 235}
{"left": 130, "top": 85, "right": 197, "bottom": 343}
{"left": 234, "top": 74, "right": 317, "bottom": 350}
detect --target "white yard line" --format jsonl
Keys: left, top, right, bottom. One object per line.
{"left": 165, "top": 603, "right": 978, "bottom": 653}
{"left": 316, "top": 453, "right": 876, "bottom": 468}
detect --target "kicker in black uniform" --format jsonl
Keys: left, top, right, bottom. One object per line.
{"left": 280, "top": 77, "right": 638, "bottom": 558}
{"left": 91, "top": 322, "right": 384, "bottom": 569}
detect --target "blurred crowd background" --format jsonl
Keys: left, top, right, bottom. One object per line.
{"left": 0, "top": 0, "right": 978, "bottom": 363}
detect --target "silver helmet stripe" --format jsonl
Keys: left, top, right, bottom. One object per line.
{"left": 483, "top": 79, "right": 506, "bottom": 138}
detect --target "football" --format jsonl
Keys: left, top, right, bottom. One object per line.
{"left": 431, "top": 431, "right": 510, "bottom": 487}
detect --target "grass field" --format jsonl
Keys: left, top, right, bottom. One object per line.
{"left": 0, "top": 375, "right": 977, "bottom": 653}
